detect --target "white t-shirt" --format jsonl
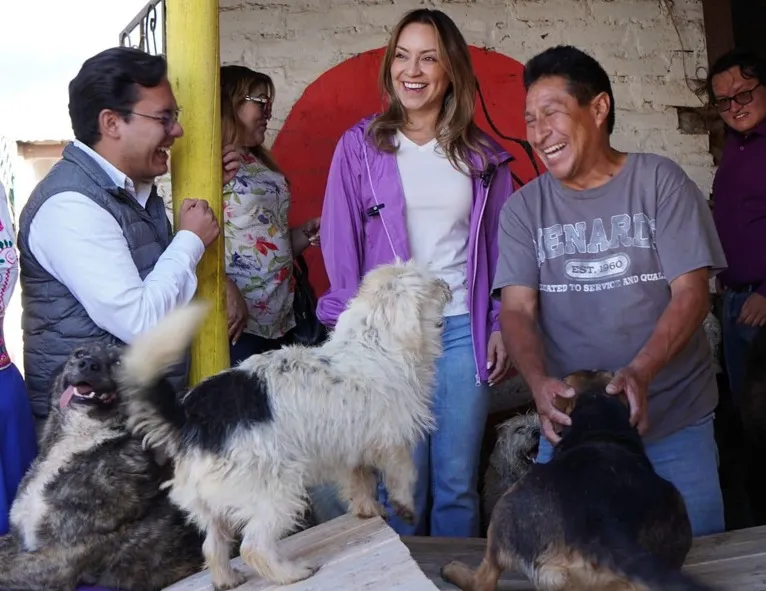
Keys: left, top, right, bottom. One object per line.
{"left": 396, "top": 131, "right": 472, "bottom": 317}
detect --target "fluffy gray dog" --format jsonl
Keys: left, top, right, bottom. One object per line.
{"left": 483, "top": 412, "right": 541, "bottom": 526}
{"left": 0, "top": 342, "right": 204, "bottom": 591}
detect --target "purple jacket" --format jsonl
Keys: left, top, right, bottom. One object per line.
{"left": 317, "top": 116, "right": 514, "bottom": 383}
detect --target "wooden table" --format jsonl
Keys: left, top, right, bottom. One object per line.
{"left": 403, "top": 526, "right": 766, "bottom": 590}
{"left": 163, "top": 517, "right": 766, "bottom": 590}
{"left": 164, "top": 515, "right": 438, "bottom": 590}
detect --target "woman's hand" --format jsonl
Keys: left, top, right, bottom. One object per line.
{"left": 302, "top": 217, "right": 321, "bottom": 247}
{"left": 487, "top": 331, "right": 511, "bottom": 386}
{"left": 225, "top": 277, "right": 249, "bottom": 345}
{"left": 291, "top": 217, "right": 321, "bottom": 255}
{"left": 222, "top": 144, "right": 241, "bottom": 186}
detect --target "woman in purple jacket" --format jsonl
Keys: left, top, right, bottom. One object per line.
{"left": 315, "top": 8, "right": 514, "bottom": 538}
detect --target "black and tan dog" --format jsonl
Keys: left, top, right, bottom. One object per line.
{"left": 442, "top": 370, "right": 711, "bottom": 591}
{"left": 0, "top": 343, "right": 204, "bottom": 591}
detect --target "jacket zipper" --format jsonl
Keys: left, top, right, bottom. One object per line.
{"left": 470, "top": 157, "right": 513, "bottom": 385}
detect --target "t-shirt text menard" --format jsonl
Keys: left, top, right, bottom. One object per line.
{"left": 493, "top": 153, "right": 727, "bottom": 442}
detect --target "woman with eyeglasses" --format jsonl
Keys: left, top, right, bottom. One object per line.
{"left": 219, "top": 66, "right": 320, "bottom": 364}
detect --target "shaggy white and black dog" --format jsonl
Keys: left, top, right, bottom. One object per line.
{"left": 117, "top": 260, "right": 452, "bottom": 589}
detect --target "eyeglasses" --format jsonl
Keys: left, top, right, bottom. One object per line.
{"left": 127, "top": 109, "right": 181, "bottom": 133}
{"left": 713, "top": 83, "right": 762, "bottom": 113}
{"left": 244, "top": 95, "right": 271, "bottom": 109}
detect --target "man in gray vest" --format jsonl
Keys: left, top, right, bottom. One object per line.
{"left": 17, "top": 47, "right": 229, "bottom": 432}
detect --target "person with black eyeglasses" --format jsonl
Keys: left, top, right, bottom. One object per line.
{"left": 16, "top": 47, "right": 239, "bottom": 437}
{"left": 707, "top": 49, "right": 766, "bottom": 406}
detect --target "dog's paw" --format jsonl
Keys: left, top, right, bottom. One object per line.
{"left": 274, "top": 562, "right": 318, "bottom": 585}
{"left": 440, "top": 560, "right": 470, "bottom": 585}
{"left": 350, "top": 497, "right": 386, "bottom": 519}
{"left": 392, "top": 501, "right": 416, "bottom": 525}
{"left": 212, "top": 568, "right": 248, "bottom": 590}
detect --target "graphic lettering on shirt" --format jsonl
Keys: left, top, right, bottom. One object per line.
{"left": 534, "top": 213, "right": 664, "bottom": 294}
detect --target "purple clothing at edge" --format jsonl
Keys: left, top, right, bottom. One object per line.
{"left": 317, "top": 116, "right": 515, "bottom": 383}
{"left": 712, "top": 118, "right": 766, "bottom": 297}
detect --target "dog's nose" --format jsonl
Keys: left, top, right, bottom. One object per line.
{"left": 78, "top": 357, "right": 102, "bottom": 373}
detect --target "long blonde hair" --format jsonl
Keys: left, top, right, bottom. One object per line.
{"left": 220, "top": 65, "right": 282, "bottom": 174}
{"left": 367, "top": 9, "right": 491, "bottom": 174}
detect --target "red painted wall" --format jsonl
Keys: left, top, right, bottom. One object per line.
{"left": 272, "top": 46, "right": 542, "bottom": 297}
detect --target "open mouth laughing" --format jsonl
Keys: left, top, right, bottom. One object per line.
{"left": 402, "top": 81, "right": 427, "bottom": 92}
{"left": 541, "top": 142, "right": 567, "bottom": 162}
{"left": 60, "top": 383, "right": 118, "bottom": 409}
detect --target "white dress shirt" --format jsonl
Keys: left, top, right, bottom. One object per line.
{"left": 27, "top": 140, "right": 204, "bottom": 344}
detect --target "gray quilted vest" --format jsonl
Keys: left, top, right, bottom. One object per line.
{"left": 17, "top": 143, "right": 189, "bottom": 419}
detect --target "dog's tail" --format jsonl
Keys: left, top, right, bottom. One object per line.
{"left": 593, "top": 533, "right": 713, "bottom": 591}
{"left": 617, "top": 551, "right": 712, "bottom": 591}
{"left": 118, "top": 301, "right": 210, "bottom": 457}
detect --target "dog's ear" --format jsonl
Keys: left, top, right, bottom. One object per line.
{"left": 552, "top": 391, "right": 579, "bottom": 416}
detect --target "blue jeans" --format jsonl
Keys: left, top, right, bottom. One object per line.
{"left": 722, "top": 290, "right": 761, "bottom": 406}
{"left": 309, "top": 314, "right": 490, "bottom": 538}
{"left": 536, "top": 412, "right": 725, "bottom": 537}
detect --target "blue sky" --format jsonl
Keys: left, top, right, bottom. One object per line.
{"left": 0, "top": 0, "right": 149, "bottom": 141}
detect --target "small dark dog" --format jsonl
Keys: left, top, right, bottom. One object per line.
{"left": 442, "top": 370, "right": 711, "bottom": 591}
{"left": 482, "top": 412, "right": 540, "bottom": 528}
{"left": 0, "top": 343, "right": 204, "bottom": 591}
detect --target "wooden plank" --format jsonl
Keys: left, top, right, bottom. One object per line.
{"left": 403, "top": 526, "right": 766, "bottom": 590}
{"left": 686, "top": 525, "right": 766, "bottom": 565}
{"left": 165, "top": 515, "right": 437, "bottom": 590}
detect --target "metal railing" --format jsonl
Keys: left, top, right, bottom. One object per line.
{"left": 119, "top": 0, "right": 166, "bottom": 56}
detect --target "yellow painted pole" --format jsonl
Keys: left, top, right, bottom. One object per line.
{"left": 166, "top": 0, "right": 230, "bottom": 383}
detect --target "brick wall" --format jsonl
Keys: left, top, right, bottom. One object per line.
{"left": 219, "top": 0, "right": 714, "bottom": 194}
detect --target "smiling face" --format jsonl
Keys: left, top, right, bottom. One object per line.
{"left": 236, "top": 82, "right": 271, "bottom": 148}
{"left": 711, "top": 65, "right": 766, "bottom": 135}
{"left": 524, "top": 75, "right": 611, "bottom": 187}
{"left": 389, "top": 22, "right": 450, "bottom": 118}
{"left": 112, "top": 79, "right": 183, "bottom": 183}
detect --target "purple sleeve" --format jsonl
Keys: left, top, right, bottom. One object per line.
{"left": 316, "top": 132, "right": 366, "bottom": 328}
{"left": 487, "top": 164, "right": 514, "bottom": 332}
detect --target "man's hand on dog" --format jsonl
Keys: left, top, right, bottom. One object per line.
{"left": 225, "top": 278, "right": 249, "bottom": 345}
{"left": 179, "top": 198, "right": 220, "bottom": 247}
{"left": 606, "top": 366, "right": 650, "bottom": 435}
{"left": 531, "top": 377, "right": 575, "bottom": 444}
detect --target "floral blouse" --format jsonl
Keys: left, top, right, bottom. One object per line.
{"left": 223, "top": 153, "right": 295, "bottom": 340}
{"left": 0, "top": 183, "right": 17, "bottom": 369}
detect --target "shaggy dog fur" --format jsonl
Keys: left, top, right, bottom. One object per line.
{"left": 117, "top": 260, "right": 452, "bottom": 589}
{"left": 442, "top": 370, "right": 711, "bottom": 591}
{"left": 0, "top": 343, "right": 205, "bottom": 591}
{"left": 482, "top": 412, "right": 540, "bottom": 528}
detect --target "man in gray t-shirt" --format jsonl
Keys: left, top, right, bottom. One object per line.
{"left": 494, "top": 45, "right": 727, "bottom": 537}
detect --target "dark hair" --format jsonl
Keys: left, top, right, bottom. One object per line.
{"left": 68, "top": 47, "right": 168, "bottom": 146}
{"left": 706, "top": 48, "right": 766, "bottom": 104}
{"left": 368, "top": 8, "right": 492, "bottom": 174}
{"left": 523, "top": 45, "right": 616, "bottom": 135}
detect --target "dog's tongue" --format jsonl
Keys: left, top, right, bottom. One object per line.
{"left": 60, "top": 385, "right": 76, "bottom": 408}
